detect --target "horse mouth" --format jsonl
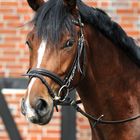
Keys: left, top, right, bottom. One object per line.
{"left": 21, "top": 97, "right": 54, "bottom": 125}
{"left": 22, "top": 104, "right": 54, "bottom": 125}
{"left": 26, "top": 108, "right": 54, "bottom": 125}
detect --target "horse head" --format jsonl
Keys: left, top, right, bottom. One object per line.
{"left": 21, "top": 0, "right": 85, "bottom": 125}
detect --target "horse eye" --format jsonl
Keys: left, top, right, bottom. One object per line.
{"left": 26, "top": 41, "right": 32, "bottom": 50}
{"left": 65, "top": 39, "right": 75, "bottom": 48}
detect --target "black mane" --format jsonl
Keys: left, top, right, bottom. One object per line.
{"left": 33, "top": 0, "right": 140, "bottom": 66}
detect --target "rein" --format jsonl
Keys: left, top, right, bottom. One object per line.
{"left": 24, "top": 15, "right": 140, "bottom": 127}
{"left": 59, "top": 99, "right": 140, "bottom": 128}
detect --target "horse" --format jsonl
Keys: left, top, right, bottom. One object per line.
{"left": 21, "top": 0, "right": 140, "bottom": 139}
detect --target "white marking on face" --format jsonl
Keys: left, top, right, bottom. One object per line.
{"left": 24, "top": 40, "right": 47, "bottom": 118}
{"left": 28, "top": 78, "right": 36, "bottom": 94}
{"left": 37, "top": 40, "right": 46, "bottom": 68}
{"left": 25, "top": 78, "right": 36, "bottom": 118}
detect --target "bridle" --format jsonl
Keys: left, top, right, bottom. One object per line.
{"left": 24, "top": 15, "right": 86, "bottom": 109}
{"left": 24, "top": 15, "right": 140, "bottom": 127}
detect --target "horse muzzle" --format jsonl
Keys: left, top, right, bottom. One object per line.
{"left": 21, "top": 98, "right": 54, "bottom": 125}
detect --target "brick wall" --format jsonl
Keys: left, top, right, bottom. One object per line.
{"left": 0, "top": 0, "right": 140, "bottom": 140}
{"left": 0, "top": 0, "right": 33, "bottom": 77}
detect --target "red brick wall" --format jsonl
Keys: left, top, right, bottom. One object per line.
{"left": 0, "top": 1, "right": 140, "bottom": 140}
{"left": 0, "top": 0, "right": 33, "bottom": 77}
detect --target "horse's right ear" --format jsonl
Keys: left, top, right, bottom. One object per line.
{"left": 27, "top": 0, "right": 45, "bottom": 11}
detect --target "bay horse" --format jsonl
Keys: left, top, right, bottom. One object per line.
{"left": 21, "top": 0, "right": 140, "bottom": 139}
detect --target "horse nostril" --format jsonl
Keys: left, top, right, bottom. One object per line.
{"left": 35, "top": 99, "right": 48, "bottom": 117}
{"left": 36, "top": 99, "right": 48, "bottom": 110}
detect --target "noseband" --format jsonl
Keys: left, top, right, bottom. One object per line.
{"left": 24, "top": 15, "right": 140, "bottom": 127}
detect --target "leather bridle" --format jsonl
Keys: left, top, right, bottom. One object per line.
{"left": 24, "top": 15, "right": 86, "bottom": 110}
{"left": 24, "top": 15, "right": 140, "bottom": 127}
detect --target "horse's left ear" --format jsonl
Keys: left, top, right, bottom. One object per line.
{"left": 64, "top": 0, "right": 76, "bottom": 11}
{"left": 27, "top": 0, "right": 45, "bottom": 11}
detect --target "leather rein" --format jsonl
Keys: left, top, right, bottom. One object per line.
{"left": 24, "top": 15, "right": 140, "bottom": 127}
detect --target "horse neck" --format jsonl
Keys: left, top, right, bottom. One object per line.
{"left": 77, "top": 24, "right": 140, "bottom": 139}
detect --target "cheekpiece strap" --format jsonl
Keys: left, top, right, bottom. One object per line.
{"left": 72, "top": 15, "right": 84, "bottom": 27}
